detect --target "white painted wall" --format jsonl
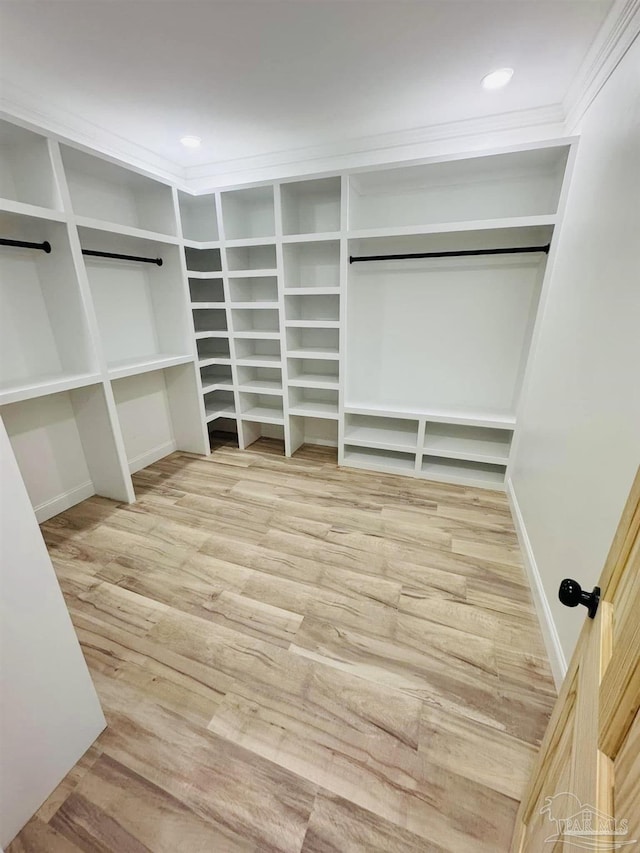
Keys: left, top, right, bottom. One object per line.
{"left": 509, "top": 36, "right": 640, "bottom": 676}
{"left": 0, "top": 418, "right": 105, "bottom": 847}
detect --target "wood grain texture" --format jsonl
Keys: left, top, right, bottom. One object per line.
{"left": 7, "top": 437, "right": 555, "bottom": 852}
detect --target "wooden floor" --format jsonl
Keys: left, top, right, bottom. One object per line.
{"left": 9, "top": 438, "right": 557, "bottom": 853}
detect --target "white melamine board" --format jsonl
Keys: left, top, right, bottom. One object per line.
{"left": 347, "top": 255, "right": 542, "bottom": 413}
{"left": 290, "top": 415, "right": 338, "bottom": 452}
{"left": 0, "top": 121, "right": 60, "bottom": 210}
{"left": 61, "top": 145, "right": 176, "bottom": 235}
{"left": 232, "top": 308, "right": 280, "bottom": 333}
{"left": 0, "top": 419, "right": 105, "bottom": 848}
{"left": 185, "top": 247, "right": 222, "bottom": 272}
{"left": 1, "top": 392, "right": 94, "bottom": 521}
{"left": 345, "top": 414, "right": 419, "bottom": 451}
{"left": 81, "top": 233, "right": 190, "bottom": 366}
{"left": 289, "top": 387, "right": 338, "bottom": 419}
{"left": 423, "top": 423, "right": 512, "bottom": 464}
{"left": 420, "top": 456, "right": 506, "bottom": 488}
{"left": 0, "top": 216, "right": 96, "bottom": 390}
{"left": 237, "top": 365, "right": 282, "bottom": 394}
{"left": 283, "top": 241, "right": 340, "bottom": 288}
{"left": 280, "top": 177, "right": 341, "bottom": 235}
{"left": 221, "top": 186, "right": 275, "bottom": 240}
{"left": 112, "top": 371, "right": 176, "bottom": 472}
{"left": 343, "top": 445, "right": 416, "bottom": 473}
{"left": 226, "top": 243, "right": 276, "bottom": 271}
{"left": 288, "top": 358, "right": 339, "bottom": 388}
{"left": 189, "top": 278, "right": 224, "bottom": 303}
{"left": 349, "top": 146, "right": 569, "bottom": 230}
{"left": 229, "top": 276, "right": 278, "bottom": 303}
{"left": 240, "top": 421, "right": 285, "bottom": 450}
{"left": 192, "top": 308, "right": 227, "bottom": 333}
{"left": 164, "top": 363, "right": 209, "bottom": 454}
{"left": 178, "top": 192, "right": 218, "bottom": 241}
{"left": 285, "top": 293, "right": 339, "bottom": 322}
{"left": 234, "top": 337, "right": 281, "bottom": 364}
{"left": 286, "top": 327, "right": 339, "bottom": 359}
{"left": 69, "top": 383, "right": 135, "bottom": 503}
{"left": 239, "top": 392, "right": 284, "bottom": 423}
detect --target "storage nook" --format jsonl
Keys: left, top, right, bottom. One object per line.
{"left": 1, "top": 114, "right": 574, "bottom": 492}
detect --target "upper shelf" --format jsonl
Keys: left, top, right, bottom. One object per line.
{"left": 60, "top": 144, "right": 177, "bottom": 237}
{"left": 178, "top": 192, "right": 218, "bottom": 242}
{"left": 348, "top": 145, "right": 570, "bottom": 232}
{"left": 221, "top": 186, "right": 275, "bottom": 241}
{"left": 280, "top": 177, "right": 341, "bottom": 236}
{"left": 0, "top": 119, "right": 61, "bottom": 213}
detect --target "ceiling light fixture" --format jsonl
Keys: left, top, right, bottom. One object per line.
{"left": 180, "top": 135, "right": 202, "bottom": 149}
{"left": 481, "top": 68, "right": 514, "bottom": 91}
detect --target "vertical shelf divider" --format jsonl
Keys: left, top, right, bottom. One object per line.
{"left": 274, "top": 183, "right": 292, "bottom": 456}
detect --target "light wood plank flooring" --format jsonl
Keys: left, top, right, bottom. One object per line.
{"left": 8, "top": 438, "right": 556, "bottom": 852}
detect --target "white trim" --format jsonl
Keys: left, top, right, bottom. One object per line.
{"left": 127, "top": 440, "right": 177, "bottom": 474}
{"left": 506, "top": 475, "right": 567, "bottom": 690}
{"left": 34, "top": 481, "right": 95, "bottom": 523}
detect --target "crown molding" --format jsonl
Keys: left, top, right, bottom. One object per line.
{"left": 183, "top": 104, "right": 566, "bottom": 191}
{"left": 563, "top": 0, "right": 640, "bottom": 132}
{"left": 0, "top": 80, "right": 184, "bottom": 185}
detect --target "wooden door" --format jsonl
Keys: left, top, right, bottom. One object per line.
{"left": 512, "top": 467, "right": 640, "bottom": 852}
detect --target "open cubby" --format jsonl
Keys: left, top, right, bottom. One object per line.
{"left": 196, "top": 336, "right": 231, "bottom": 364}
{"left": 241, "top": 422, "right": 285, "bottom": 451}
{"left": 343, "top": 445, "right": 416, "bottom": 474}
{"left": 61, "top": 145, "right": 176, "bottom": 235}
{"left": 200, "top": 364, "right": 233, "bottom": 392}
{"left": 239, "top": 392, "right": 284, "bottom": 424}
{"left": 221, "top": 186, "right": 275, "bottom": 240}
{"left": 0, "top": 213, "right": 96, "bottom": 403}
{"left": 286, "top": 327, "right": 339, "bottom": 359}
{"left": 232, "top": 308, "right": 280, "bottom": 334}
{"left": 209, "top": 421, "right": 239, "bottom": 448}
{"left": 288, "top": 358, "right": 339, "bottom": 389}
{"left": 192, "top": 307, "right": 227, "bottom": 333}
{"left": 347, "top": 234, "right": 545, "bottom": 413}
{"left": 226, "top": 243, "right": 276, "bottom": 272}
{"left": 423, "top": 423, "right": 512, "bottom": 464}
{"left": 290, "top": 415, "right": 339, "bottom": 452}
{"left": 178, "top": 192, "right": 218, "bottom": 242}
{"left": 281, "top": 177, "right": 341, "bottom": 235}
{"left": 1, "top": 384, "right": 132, "bottom": 520}
{"left": 203, "top": 389, "right": 236, "bottom": 422}
{"left": 185, "top": 247, "right": 222, "bottom": 273}
{"left": 283, "top": 241, "right": 339, "bottom": 289}
{"left": 234, "top": 338, "right": 281, "bottom": 365}
{"left": 286, "top": 293, "right": 339, "bottom": 322}
{"left": 189, "top": 277, "right": 224, "bottom": 304}
{"left": 237, "top": 365, "right": 283, "bottom": 394}
{"left": 289, "top": 387, "right": 338, "bottom": 419}
{"left": 229, "top": 276, "right": 278, "bottom": 304}
{"left": 0, "top": 120, "right": 60, "bottom": 210}
{"left": 79, "top": 228, "right": 191, "bottom": 374}
{"left": 420, "top": 455, "right": 506, "bottom": 488}
{"left": 345, "top": 414, "right": 419, "bottom": 452}
{"left": 349, "top": 145, "right": 570, "bottom": 231}
{"left": 113, "top": 364, "right": 207, "bottom": 468}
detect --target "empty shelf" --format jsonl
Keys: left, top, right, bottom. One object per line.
{"left": 240, "top": 405, "right": 284, "bottom": 424}
{"left": 108, "top": 353, "right": 193, "bottom": 380}
{"left": 420, "top": 457, "right": 506, "bottom": 488}
{"left": 287, "top": 347, "right": 339, "bottom": 360}
{"left": 205, "top": 403, "right": 236, "bottom": 422}
{"left": 343, "top": 447, "right": 416, "bottom": 474}
{"left": 238, "top": 380, "right": 283, "bottom": 395}
{"left": 0, "top": 371, "right": 101, "bottom": 406}
{"left": 345, "top": 423, "right": 418, "bottom": 452}
{"left": 288, "top": 373, "right": 339, "bottom": 390}
{"left": 423, "top": 432, "right": 511, "bottom": 464}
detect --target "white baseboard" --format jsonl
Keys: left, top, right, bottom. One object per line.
{"left": 34, "top": 481, "right": 95, "bottom": 523}
{"left": 128, "top": 440, "right": 178, "bottom": 474}
{"left": 506, "top": 475, "right": 567, "bottom": 690}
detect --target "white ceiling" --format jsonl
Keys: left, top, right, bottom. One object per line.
{"left": 0, "top": 1, "right": 616, "bottom": 182}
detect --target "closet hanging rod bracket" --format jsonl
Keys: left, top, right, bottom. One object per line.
{"left": 82, "top": 249, "right": 163, "bottom": 266}
{"left": 0, "top": 238, "right": 51, "bottom": 253}
{"left": 349, "top": 244, "right": 551, "bottom": 264}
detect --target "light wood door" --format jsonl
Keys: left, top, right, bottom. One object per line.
{"left": 512, "top": 467, "right": 640, "bottom": 851}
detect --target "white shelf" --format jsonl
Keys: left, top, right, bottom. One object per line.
{"left": 281, "top": 177, "right": 341, "bottom": 236}
{"left": 233, "top": 331, "right": 280, "bottom": 340}
{"left": 283, "top": 241, "right": 340, "bottom": 290}
{"left": 420, "top": 457, "right": 506, "bottom": 489}
{"left": 202, "top": 375, "right": 234, "bottom": 394}
{"left": 347, "top": 215, "right": 558, "bottom": 241}
{"left": 287, "top": 347, "right": 339, "bottom": 360}
{"left": 236, "top": 355, "right": 281, "bottom": 367}
{"left": 227, "top": 268, "right": 278, "bottom": 278}
{"left": 199, "top": 356, "right": 232, "bottom": 367}
{"left": 285, "top": 287, "right": 340, "bottom": 296}
{"left": 0, "top": 120, "right": 61, "bottom": 211}
{"left": 178, "top": 192, "right": 218, "bottom": 242}
{"left": 0, "top": 371, "right": 102, "bottom": 407}
{"left": 343, "top": 447, "right": 416, "bottom": 475}
{"left": 282, "top": 233, "right": 341, "bottom": 244}
{"left": 285, "top": 320, "right": 340, "bottom": 329}
{"left": 195, "top": 331, "right": 229, "bottom": 340}
{"left": 187, "top": 269, "right": 224, "bottom": 279}
{"left": 0, "top": 198, "right": 66, "bottom": 222}
{"left": 230, "top": 302, "right": 278, "bottom": 310}
{"left": 191, "top": 301, "right": 226, "bottom": 309}
{"left": 289, "top": 401, "right": 339, "bottom": 420}
{"left": 288, "top": 374, "right": 339, "bottom": 390}
{"left": 107, "top": 353, "right": 193, "bottom": 380}
{"left": 74, "top": 214, "right": 179, "bottom": 245}
{"left": 240, "top": 406, "right": 284, "bottom": 425}
{"left": 238, "top": 381, "right": 283, "bottom": 395}
{"left": 221, "top": 187, "right": 275, "bottom": 240}
{"left": 345, "top": 403, "right": 516, "bottom": 430}
{"left": 423, "top": 426, "right": 512, "bottom": 465}
{"left": 205, "top": 403, "right": 236, "bottom": 423}
{"left": 345, "top": 417, "right": 419, "bottom": 452}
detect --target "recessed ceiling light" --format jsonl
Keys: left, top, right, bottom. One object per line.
{"left": 481, "top": 68, "right": 514, "bottom": 91}
{"left": 180, "top": 135, "right": 202, "bottom": 149}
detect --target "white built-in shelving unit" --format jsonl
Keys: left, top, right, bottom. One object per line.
{"left": 1, "top": 114, "right": 574, "bottom": 515}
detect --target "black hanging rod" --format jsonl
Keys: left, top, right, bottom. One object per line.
{"left": 0, "top": 237, "right": 51, "bottom": 253}
{"left": 82, "top": 249, "right": 163, "bottom": 266}
{"left": 349, "top": 244, "right": 551, "bottom": 264}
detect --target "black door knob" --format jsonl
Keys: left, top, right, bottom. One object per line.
{"left": 558, "top": 579, "right": 600, "bottom": 619}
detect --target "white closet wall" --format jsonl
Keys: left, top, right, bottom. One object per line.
{"left": 2, "top": 114, "right": 574, "bottom": 502}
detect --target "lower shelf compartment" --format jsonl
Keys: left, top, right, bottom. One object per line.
{"left": 420, "top": 456, "right": 506, "bottom": 488}
{"left": 342, "top": 445, "right": 416, "bottom": 474}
